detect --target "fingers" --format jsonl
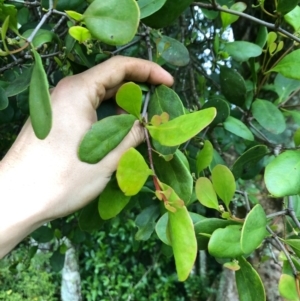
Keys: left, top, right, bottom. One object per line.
{"left": 80, "top": 56, "right": 174, "bottom": 108}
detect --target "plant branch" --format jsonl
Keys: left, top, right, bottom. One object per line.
{"left": 111, "top": 37, "right": 142, "bottom": 55}
{"left": 266, "top": 210, "right": 288, "bottom": 219}
{"left": 287, "top": 196, "right": 300, "bottom": 229}
{"left": 192, "top": 2, "right": 300, "bottom": 43}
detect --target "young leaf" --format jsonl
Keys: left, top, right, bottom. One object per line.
{"left": 235, "top": 256, "right": 266, "bottom": 301}
{"left": 221, "top": 2, "right": 247, "bottom": 29}
{"left": 265, "top": 150, "right": 300, "bottom": 197}
{"left": 148, "top": 85, "right": 185, "bottom": 155}
{"left": 211, "top": 164, "right": 236, "bottom": 209}
{"left": 168, "top": 206, "right": 197, "bottom": 281}
{"left": 116, "top": 82, "right": 142, "bottom": 119}
{"left": 135, "top": 205, "right": 160, "bottom": 241}
{"left": 83, "top": 0, "right": 140, "bottom": 46}
{"left": 117, "top": 148, "right": 153, "bottom": 196}
{"left": 196, "top": 140, "right": 214, "bottom": 174}
{"left": 195, "top": 177, "right": 219, "bottom": 210}
{"left": 251, "top": 99, "right": 286, "bottom": 134}
{"left": 79, "top": 114, "right": 137, "bottom": 163}
{"left": 146, "top": 108, "right": 216, "bottom": 146}
{"left": 223, "top": 116, "right": 254, "bottom": 141}
{"left": 240, "top": 204, "right": 267, "bottom": 254}
{"left": 208, "top": 225, "right": 244, "bottom": 258}
{"left": 294, "top": 128, "right": 300, "bottom": 146}
{"left": 269, "top": 49, "right": 300, "bottom": 80}
{"left": 98, "top": 179, "right": 131, "bottom": 220}
{"left": 220, "top": 66, "right": 247, "bottom": 107}
{"left": 156, "top": 212, "right": 171, "bottom": 245}
{"left": 278, "top": 274, "right": 299, "bottom": 301}
{"left": 138, "top": 0, "right": 167, "bottom": 19}
{"left": 69, "top": 26, "right": 92, "bottom": 43}
{"left": 29, "top": 49, "right": 52, "bottom": 139}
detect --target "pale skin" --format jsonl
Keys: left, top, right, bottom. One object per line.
{"left": 0, "top": 56, "right": 173, "bottom": 258}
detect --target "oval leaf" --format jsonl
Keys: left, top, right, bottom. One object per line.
{"left": 265, "top": 150, "right": 300, "bottom": 197}
{"left": 241, "top": 204, "right": 267, "bottom": 254}
{"left": 279, "top": 274, "right": 299, "bottom": 301}
{"left": 138, "top": 0, "right": 166, "bottom": 18}
{"left": 284, "top": 6, "right": 300, "bottom": 31}
{"left": 79, "top": 114, "right": 137, "bottom": 163}
{"left": 29, "top": 49, "right": 52, "bottom": 139}
{"left": 252, "top": 99, "right": 286, "bottom": 134}
{"left": 235, "top": 256, "right": 266, "bottom": 301}
{"left": 224, "top": 41, "right": 262, "bottom": 62}
{"left": 155, "top": 212, "right": 171, "bottom": 245}
{"left": 277, "top": 0, "right": 299, "bottom": 15}
{"left": 269, "top": 49, "right": 300, "bottom": 80}
{"left": 146, "top": 108, "right": 216, "bottom": 146}
{"left": 168, "top": 206, "right": 197, "bottom": 281}
{"left": 223, "top": 116, "right": 254, "bottom": 141}
{"left": 116, "top": 82, "right": 142, "bottom": 119}
{"left": 211, "top": 164, "right": 236, "bottom": 209}
{"left": 116, "top": 148, "right": 153, "bottom": 196}
{"left": 83, "top": 0, "right": 140, "bottom": 46}
{"left": 98, "top": 179, "right": 131, "bottom": 220}
{"left": 220, "top": 66, "right": 247, "bottom": 106}
{"left": 196, "top": 140, "right": 214, "bottom": 174}
{"left": 195, "top": 177, "right": 219, "bottom": 210}
{"left": 208, "top": 225, "right": 244, "bottom": 258}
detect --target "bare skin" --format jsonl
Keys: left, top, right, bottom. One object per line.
{"left": 0, "top": 56, "right": 173, "bottom": 258}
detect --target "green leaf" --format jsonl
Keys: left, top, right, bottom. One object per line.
{"left": 273, "top": 74, "right": 300, "bottom": 105}
{"left": 146, "top": 108, "right": 216, "bottom": 146}
{"left": 138, "top": 0, "right": 166, "bottom": 18}
{"left": 79, "top": 199, "right": 105, "bottom": 232}
{"left": 117, "top": 148, "right": 153, "bottom": 196}
{"left": 232, "top": 145, "right": 269, "bottom": 179}
{"left": 284, "top": 6, "right": 300, "bottom": 31}
{"left": 1, "top": 16, "right": 10, "bottom": 53}
{"left": 235, "top": 256, "right": 266, "bottom": 301}
{"left": 31, "top": 225, "right": 54, "bottom": 243}
{"left": 284, "top": 239, "right": 300, "bottom": 257}
{"left": 69, "top": 26, "right": 91, "bottom": 43}
{"left": 153, "top": 151, "right": 193, "bottom": 204}
{"left": 221, "top": 2, "right": 247, "bottom": 29}
{"left": 251, "top": 99, "right": 286, "bottom": 134}
{"left": 155, "top": 35, "right": 190, "bottom": 66}
{"left": 148, "top": 85, "right": 185, "bottom": 155}
{"left": 269, "top": 49, "right": 300, "bottom": 80}
{"left": 29, "top": 49, "right": 52, "bottom": 139}
{"left": 224, "top": 41, "right": 262, "bottom": 62}
{"left": 211, "top": 164, "right": 236, "bottom": 209}
{"left": 98, "top": 179, "right": 131, "bottom": 220}
{"left": 220, "top": 66, "right": 247, "bottom": 106}
{"left": 195, "top": 177, "right": 219, "bottom": 210}
{"left": 168, "top": 206, "right": 197, "bottom": 281}
{"left": 83, "top": 0, "right": 140, "bottom": 46}
{"left": 156, "top": 212, "right": 171, "bottom": 245}
{"left": 202, "top": 97, "right": 230, "bottom": 127}
{"left": 5, "top": 66, "right": 33, "bottom": 97}
{"left": 223, "top": 116, "right": 254, "bottom": 141}
{"left": 208, "top": 225, "right": 244, "bottom": 258}
{"left": 21, "top": 29, "right": 56, "bottom": 48}
{"left": 42, "top": 0, "right": 85, "bottom": 11}
{"left": 196, "top": 140, "right": 214, "bottom": 174}
{"left": 265, "top": 150, "right": 300, "bottom": 197}
{"left": 142, "top": 0, "right": 193, "bottom": 28}
{"left": 285, "top": 110, "right": 300, "bottom": 126}
{"left": 50, "top": 250, "right": 65, "bottom": 272}
{"left": 65, "top": 10, "right": 83, "bottom": 21}
{"left": 0, "top": 3, "right": 18, "bottom": 34}
{"left": 279, "top": 274, "right": 299, "bottom": 301}
{"left": 240, "top": 204, "right": 267, "bottom": 254}
{"left": 116, "top": 82, "right": 142, "bottom": 119}
{"left": 135, "top": 205, "right": 160, "bottom": 241}
{"left": 194, "top": 218, "right": 238, "bottom": 250}
{"left": 0, "top": 86, "right": 8, "bottom": 110}
{"left": 294, "top": 128, "right": 300, "bottom": 146}
{"left": 277, "top": 0, "right": 299, "bottom": 15}
{"left": 79, "top": 114, "right": 137, "bottom": 164}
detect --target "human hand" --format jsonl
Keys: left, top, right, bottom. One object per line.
{"left": 0, "top": 56, "right": 173, "bottom": 257}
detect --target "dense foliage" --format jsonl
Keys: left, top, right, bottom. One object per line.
{"left": 2, "top": 0, "right": 300, "bottom": 300}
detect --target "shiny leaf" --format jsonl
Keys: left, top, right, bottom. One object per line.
{"left": 223, "top": 116, "right": 254, "bottom": 141}
{"left": 138, "top": 0, "right": 166, "bottom": 18}
{"left": 195, "top": 177, "right": 219, "bottom": 210}
{"left": 69, "top": 26, "right": 91, "bottom": 43}
{"left": 277, "top": 0, "right": 299, "bottom": 15}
